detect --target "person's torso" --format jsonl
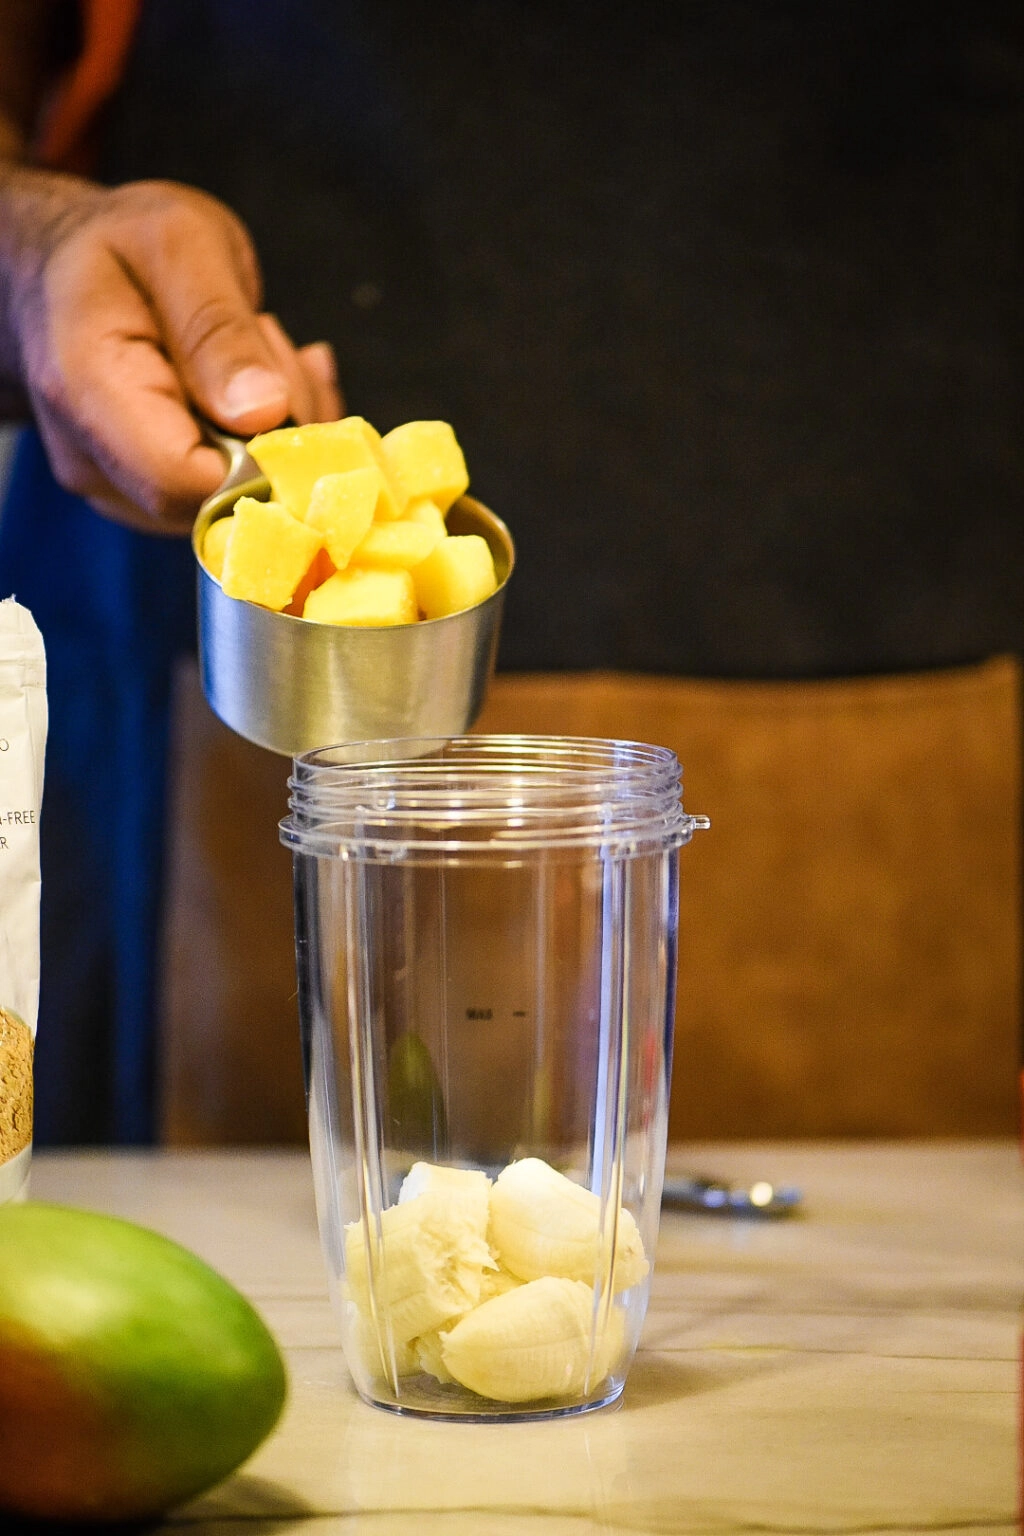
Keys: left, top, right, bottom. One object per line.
{"left": 96, "top": 0, "right": 1024, "bottom": 677}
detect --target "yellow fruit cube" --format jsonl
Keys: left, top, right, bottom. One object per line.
{"left": 202, "top": 514, "right": 234, "bottom": 580}
{"left": 283, "top": 546, "right": 336, "bottom": 616}
{"left": 412, "top": 535, "right": 497, "bottom": 619}
{"left": 248, "top": 417, "right": 402, "bottom": 520}
{"left": 405, "top": 497, "right": 448, "bottom": 538}
{"left": 351, "top": 518, "right": 440, "bottom": 570}
{"left": 303, "top": 566, "right": 418, "bottom": 626}
{"left": 379, "top": 421, "right": 469, "bottom": 513}
{"left": 220, "top": 496, "right": 324, "bottom": 611}
{"left": 305, "top": 469, "right": 378, "bottom": 568}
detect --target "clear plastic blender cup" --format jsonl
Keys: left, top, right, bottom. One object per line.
{"left": 280, "top": 734, "right": 707, "bottom": 1420}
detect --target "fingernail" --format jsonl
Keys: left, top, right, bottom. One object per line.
{"left": 221, "top": 365, "right": 288, "bottom": 420}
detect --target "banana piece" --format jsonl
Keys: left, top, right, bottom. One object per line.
{"left": 399, "top": 1160, "right": 491, "bottom": 1215}
{"left": 344, "top": 1157, "right": 642, "bottom": 1403}
{"left": 478, "top": 1261, "right": 524, "bottom": 1304}
{"left": 412, "top": 1325, "right": 457, "bottom": 1384}
{"left": 488, "top": 1158, "right": 649, "bottom": 1292}
{"left": 440, "top": 1277, "right": 625, "bottom": 1403}
{"left": 412, "top": 1261, "right": 526, "bottom": 1385}
{"left": 347, "top": 1299, "right": 420, "bottom": 1382}
{"left": 344, "top": 1183, "right": 493, "bottom": 1346}
{"left": 395, "top": 1162, "right": 501, "bottom": 1382}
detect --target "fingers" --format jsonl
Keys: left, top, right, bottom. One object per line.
{"left": 126, "top": 201, "right": 341, "bottom": 432}
{"left": 298, "top": 340, "right": 344, "bottom": 421}
{"left": 255, "top": 317, "right": 342, "bottom": 425}
{"left": 17, "top": 179, "right": 345, "bottom": 530}
{"left": 256, "top": 313, "right": 314, "bottom": 425}
{"left": 34, "top": 320, "right": 342, "bottom": 533}
{"left": 34, "top": 337, "right": 230, "bottom": 532}
{"left": 27, "top": 242, "right": 231, "bottom": 530}
{"left": 117, "top": 187, "right": 291, "bottom": 436}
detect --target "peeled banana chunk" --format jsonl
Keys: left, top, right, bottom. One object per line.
{"left": 343, "top": 1155, "right": 644, "bottom": 1404}
{"left": 344, "top": 1184, "right": 493, "bottom": 1346}
{"left": 441, "top": 1277, "right": 625, "bottom": 1403}
{"left": 489, "top": 1157, "right": 649, "bottom": 1292}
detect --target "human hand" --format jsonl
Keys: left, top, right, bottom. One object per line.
{"left": 2, "top": 174, "right": 341, "bottom": 533}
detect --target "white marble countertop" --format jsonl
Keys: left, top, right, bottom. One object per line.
{"left": 28, "top": 1141, "right": 1020, "bottom": 1535}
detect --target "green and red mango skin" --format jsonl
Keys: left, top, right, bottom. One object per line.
{"left": 0, "top": 1202, "right": 287, "bottom": 1523}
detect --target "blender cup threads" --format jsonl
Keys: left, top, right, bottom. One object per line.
{"left": 280, "top": 734, "right": 707, "bottom": 1420}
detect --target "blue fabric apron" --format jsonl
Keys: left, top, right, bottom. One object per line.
{"left": 0, "top": 428, "right": 195, "bottom": 1142}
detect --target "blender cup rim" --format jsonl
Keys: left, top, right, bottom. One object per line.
{"left": 279, "top": 733, "right": 708, "bottom": 858}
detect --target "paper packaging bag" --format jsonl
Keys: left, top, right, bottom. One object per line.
{"left": 0, "top": 600, "right": 46, "bottom": 1204}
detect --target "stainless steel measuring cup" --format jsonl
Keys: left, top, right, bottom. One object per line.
{"left": 191, "top": 428, "right": 515, "bottom": 757}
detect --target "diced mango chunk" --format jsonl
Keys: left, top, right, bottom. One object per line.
{"left": 380, "top": 421, "right": 469, "bottom": 513}
{"left": 216, "top": 415, "right": 498, "bottom": 627}
{"left": 305, "top": 469, "right": 378, "bottom": 568}
{"left": 283, "top": 546, "right": 337, "bottom": 616}
{"left": 303, "top": 567, "right": 418, "bottom": 627}
{"left": 220, "top": 496, "right": 324, "bottom": 611}
{"left": 248, "top": 417, "right": 402, "bottom": 520}
{"left": 202, "top": 515, "right": 233, "bottom": 581}
{"left": 412, "top": 535, "right": 497, "bottom": 619}
{"left": 352, "top": 518, "right": 440, "bottom": 570}
{"left": 405, "top": 498, "right": 448, "bottom": 538}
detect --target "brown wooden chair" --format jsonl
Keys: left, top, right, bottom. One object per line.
{"left": 159, "top": 655, "right": 1021, "bottom": 1143}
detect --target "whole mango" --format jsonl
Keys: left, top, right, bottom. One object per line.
{"left": 0, "top": 1201, "right": 287, "bottom": 1523}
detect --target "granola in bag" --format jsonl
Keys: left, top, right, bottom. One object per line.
{"left": 0, "top": 599, "right": 46, "bottom": 1203}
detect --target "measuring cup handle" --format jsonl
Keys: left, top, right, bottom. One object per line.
{"left": 198, "top": 417, "right": 261, "bottom": 495}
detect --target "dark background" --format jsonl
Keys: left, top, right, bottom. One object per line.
{"left": 103, "top": 0, "right": 1021, "bottom": 680}
{"left": 12, "top": 0, "right": 1019, "bottom": 1148}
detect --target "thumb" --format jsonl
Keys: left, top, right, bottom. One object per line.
{"left": 171, "top": 300, "right": 290, "bottom": 436}
{"left": 128, "top": 197, "right": 291, "bottom": 435}
{"left": 213, "top": 357, "right": 291, "bottom": 434}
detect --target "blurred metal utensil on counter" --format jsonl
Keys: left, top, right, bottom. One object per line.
{"left": 662, "top": 1174, "right": 802, "bottom": 1217}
